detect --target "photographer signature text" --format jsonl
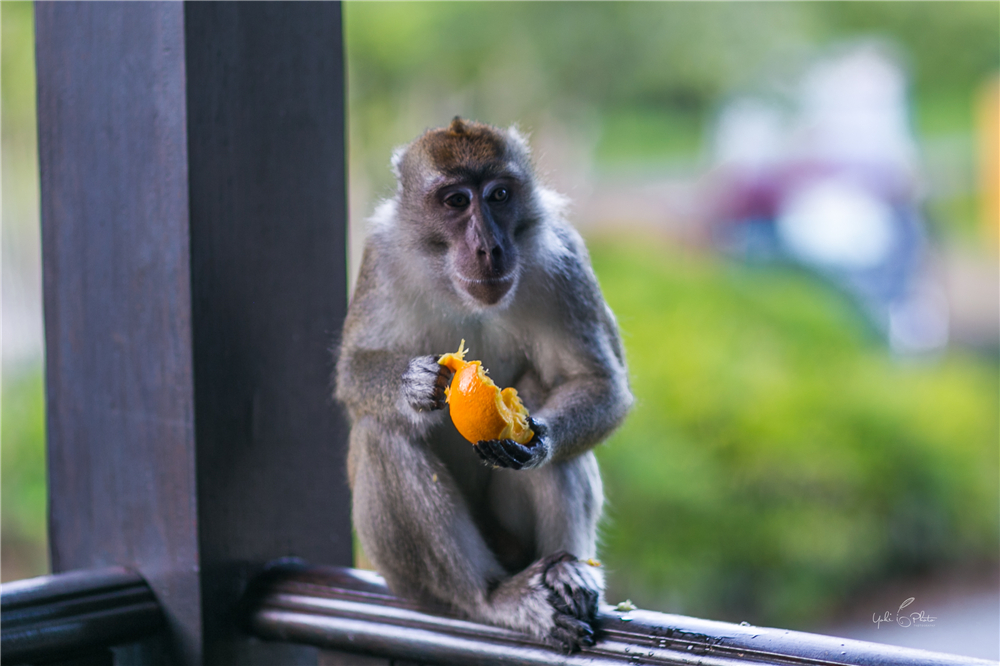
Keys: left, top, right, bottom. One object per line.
{"left": 873, "top": 597, "right": 936, "bottom": 628}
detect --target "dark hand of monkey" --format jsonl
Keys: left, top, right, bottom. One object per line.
{"left": 473, "top": 418, "right": 548, "bottom": 470}
{"left": 401, "top": 356, "right": 454, "bottom": 412}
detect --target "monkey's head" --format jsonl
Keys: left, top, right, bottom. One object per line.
{"left": 390, "top": 117, "right": 545, "bottom": 310}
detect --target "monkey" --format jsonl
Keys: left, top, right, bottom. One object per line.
{"left": 335, "top": 117, "right": 632, "bottom": 653}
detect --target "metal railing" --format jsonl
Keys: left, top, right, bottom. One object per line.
{"left": 0, "top": 567, "right": 163, "bottom": 665}
{"left": 246, "top": 563, "right": 995, "bottom": 666}
{"left": 3, "top": 563, "right": 994, "bottom": 666}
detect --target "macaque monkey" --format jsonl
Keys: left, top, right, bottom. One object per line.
{"left": 336, "top": 118, "right": 631, "bottom": 652}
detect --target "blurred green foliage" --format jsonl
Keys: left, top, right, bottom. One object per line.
{"left": 1, "top": 366, "right": 47, "bottom": 542}
{"left": 341, "top": 8, "right": 999, "bottom": 627}
{"left": 591, "top": 236, "right": 999, "bottom": 626}
{"left": 595, "top": 107, "right": 705, "bottom": 168}
{"left": 346, "top": 2, "right": 999, "bottom": 181}
{"left": 1, "top": 365, "right": 48, "bottom": 580}
{"left": 2, "top": 1, "right": 46, "bottom": 581}
{"left": 818, "top": 2, "right": 999, "bottom": 98}
{"left": 2, "top": 2, "right": 36, "bottom": 134}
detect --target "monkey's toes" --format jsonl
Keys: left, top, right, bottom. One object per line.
{"left": 550, "top": 612, "right": 595, "bottom": 654}
{"left": 542, "top": 552, "right": 600, "bottom": 622}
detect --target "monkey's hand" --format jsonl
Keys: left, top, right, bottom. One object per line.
{"left": 474, "top": 418, "right": 549, "bottom": 470}
{"left": 401, "top": 356, "right": 454, "bottom": 413}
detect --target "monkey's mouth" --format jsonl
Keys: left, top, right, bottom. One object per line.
{"left": 455, "top": 271, "right": 517, "bottom": 305}
{"left": 455, "top": 272, "right": 516, "bottom": 286}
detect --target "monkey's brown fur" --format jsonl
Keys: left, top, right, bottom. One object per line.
{"left": 427, "top": 117, "right": 505, "bottom": 170}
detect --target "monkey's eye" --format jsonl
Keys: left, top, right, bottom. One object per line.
{"left": 444, "top": 192, "right": 469, "bottom": 209}
{"left": 488, "top": 188, "right": 509, "bottom": 203}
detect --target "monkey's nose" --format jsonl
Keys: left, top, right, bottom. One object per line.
{"left": 478, "top": 244, "right": 504, "bottom": 272}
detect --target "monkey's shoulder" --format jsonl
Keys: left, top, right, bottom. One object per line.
{"left": 521, "top": 223, "right": 606, "bottom": 319}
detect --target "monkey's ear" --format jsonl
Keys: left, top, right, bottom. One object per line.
{"left": 505, "top": 125, "right": 532, "bottom": 155}
{"left": 390, "top": 144, "right": 408, "bottom": 180}
{"left": 449, "top": 116, "right": 467, "bottom": 135}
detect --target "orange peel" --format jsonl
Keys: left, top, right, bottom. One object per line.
{"left": 438, "top": 340, "right": 534, "bottom": 446}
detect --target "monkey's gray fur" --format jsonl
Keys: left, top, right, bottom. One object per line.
{"left": 335, "top": 118, "right": 632, "bottom": 652}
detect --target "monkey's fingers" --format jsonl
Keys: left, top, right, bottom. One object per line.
{"left": 402, "top": 356, "right": 452, "bottom": 412}
{"left": 473, "top": 440, "right": 519, "bottom": 468}
{"left": 473, "top": 442, "right": 503, "bottom": 467}
{"left": 526, "top": 417, "right": 547, "bottom": 444}
{"left": 432, "top": 364, "right": 453, "bottom": 409}
{"left": 425, "top": 364, "right": 452, "bottom": 410}
{"left": 434, "top": 362, "right": 455, "bottom": 387}
{"left": 474, "top": 438, "right": 533, "bottom": 469}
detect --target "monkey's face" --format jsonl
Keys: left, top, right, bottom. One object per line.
{"left": 428, "top": 176, "right": 526, "bottom": 307}
{"left": 397, "top": 119, "right": 539, "bottom": 311}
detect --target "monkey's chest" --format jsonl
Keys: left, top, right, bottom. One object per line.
{"left": 438, "top": 327, "right": 527, "bottom": 391}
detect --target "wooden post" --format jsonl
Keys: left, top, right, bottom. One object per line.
{"left": 35, "top": 3, "right": 351, "bottom": 664}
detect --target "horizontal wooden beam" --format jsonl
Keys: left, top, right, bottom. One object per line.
{"left": 246, "top": 564, "right": 993, "bottom": 666}
{"left": 0, "top": 567, "right": 163, "bottom": 665}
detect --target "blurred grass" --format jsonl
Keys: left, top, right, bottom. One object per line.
{"left": 590, "top": 234, "right": 999, "bottom": 626}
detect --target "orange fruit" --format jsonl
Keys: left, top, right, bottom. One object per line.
{"left": 438, "top": 340, "right": 534, "bottom": 445}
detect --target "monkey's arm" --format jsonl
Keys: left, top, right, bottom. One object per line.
{"left": 532, "top": 363, "right": 631, "bottom": 464}
{"left": 337, "top": 348, "right": 451, "bottom": 426}
{"left": 475, "top": 345, "right": 629, "bottom": 468}
{"left": 479, "top": 265, "right": 632, "bottom": 469}
{"left": 335, "top": 244, "right": 452, "bottom": 431}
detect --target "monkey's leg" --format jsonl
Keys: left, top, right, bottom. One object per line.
{"left": 488, "top": 452, "right": 605, "bottom": 633}
{"left": 349, "top": 421, "right": 594, "bottom": 652}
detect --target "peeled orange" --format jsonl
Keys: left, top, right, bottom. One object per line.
{"left": 438, "top": 340, "right": 534, "bottom": 445}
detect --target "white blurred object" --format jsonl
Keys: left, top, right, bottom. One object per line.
{"left": 711, "top": 43, "right": 950, "bottom": 355}
{"left": 795, "top": 44, "right": 917, "bottom": 173}
{"left": 714, "top": 99, "right": 786, "bottom": 169}
{"left": 776, "top": 179, "right": 896, "bottom": 270}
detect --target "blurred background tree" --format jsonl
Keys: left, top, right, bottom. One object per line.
{"left": 3, "top": 0, "right": 997, "bottom": 658}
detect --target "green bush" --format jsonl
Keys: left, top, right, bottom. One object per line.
{"left": 590, "top": 235, "right": 999, "bottom": 627}
{"left": 1, "top": 364, "right": 49, "bottom": 580}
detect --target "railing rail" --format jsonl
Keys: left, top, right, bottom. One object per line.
{"left": 247, "top": 563, "right": 995, "bottom": 666}
{"left": 0, "top": 567, "right": 164, "bottom": 666}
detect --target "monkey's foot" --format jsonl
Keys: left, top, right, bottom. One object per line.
{"left": 541, "top": 552, "right": 600, "bottom": 653}
{"left": 551, "top": 613, "right": 594, "bottom": 654}
{"left": 480, "top": 552, "right": 599, "bottom": 653}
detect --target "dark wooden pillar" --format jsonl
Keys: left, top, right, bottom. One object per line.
{"left": 35, "top": 2, "right": 351, "bottom": 664}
